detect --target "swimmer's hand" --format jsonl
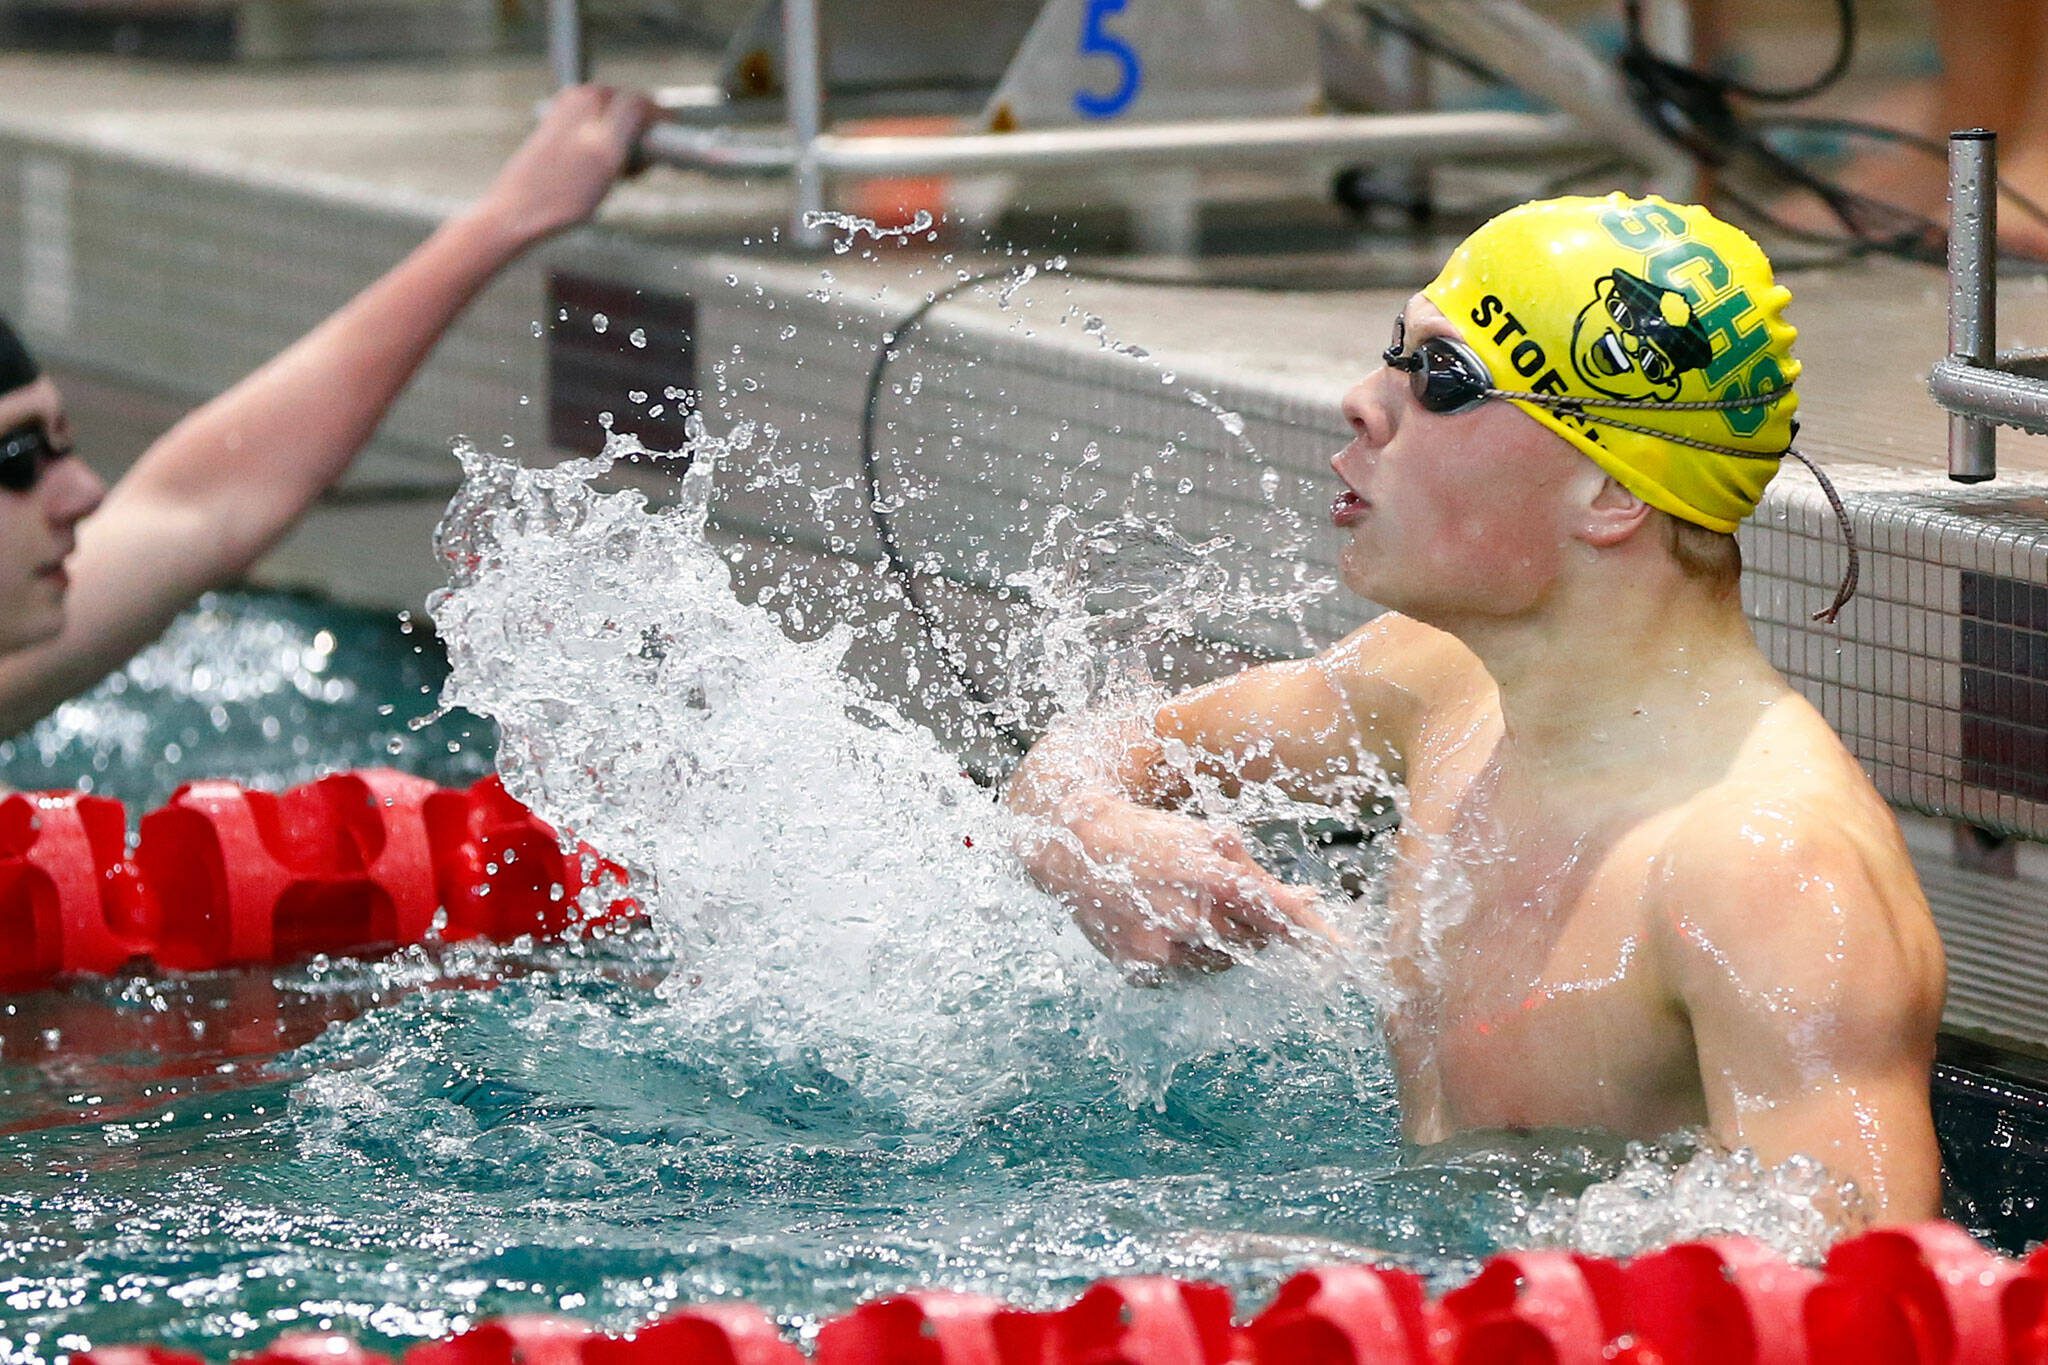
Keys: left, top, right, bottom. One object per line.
{"left": 1053, "top": 805, "right": 1338, "bottom": 983}
{"left": 476, "top": 84, "right": 660, "bottom": 248}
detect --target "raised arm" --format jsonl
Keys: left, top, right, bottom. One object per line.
{"left": 0, "top": 85, "right": 655, "bottom": 736}
{"left": 1656, "top": 805, "right": 1946, "bottom": 1222}
{"left": 1004, "top": 610, "right": 1471, "bottom": 977}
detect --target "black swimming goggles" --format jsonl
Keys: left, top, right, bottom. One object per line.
{"left": 1382, "top": 316, "right": 1496, "bottom": 416}
{"left": 1381, "top": 314, "right": 1790, "bottom": 455}
{"left": 0, "top": 420, "right": 72, "bottom": 494}
{"left": 1379, "top": 314, "right": 1861, "bottom": 625}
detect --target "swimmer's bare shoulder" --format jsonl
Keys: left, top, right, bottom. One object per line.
{"left": 1156, "top": 610, "right": 1487, "bottom": 798}
{"left": 1645, "top": 697, "right": 1945, "bottom": 1221}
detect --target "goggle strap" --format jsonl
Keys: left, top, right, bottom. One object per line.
{"left": 1487, "top": 393, "right": 1783, "bottom": 460}
{"left": 1482, "top": 385, "right": 1789, "bottom": 415}
{"left": 1487, "top": 388, "right": 1858, "bottom": 624}
{"left": 1389, "top": 334, "right": 1855, "bottom": 623}
{"left": 1785, "top": 449, "right": 1859, "bottom": 625}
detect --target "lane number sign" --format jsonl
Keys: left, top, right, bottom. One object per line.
{"left": 1074, "top": 0, "right": 1142, "bottom": 119}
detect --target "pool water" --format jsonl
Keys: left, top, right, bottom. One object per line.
{"left": 0, "top": 590, "right": 1491, "bottom": 1362}
{"left": 0, "top": 931, "right": 1605, "bottom": 1363}
{"left": 0, "top": 591, "right": 493, "bottom": 810}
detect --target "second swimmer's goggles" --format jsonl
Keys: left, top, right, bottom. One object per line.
{"left": 0, "top": 420, "right": 72, "bottom": 494}
{"left": 1380, "top": 313, "right": 1862, "bottom": 623}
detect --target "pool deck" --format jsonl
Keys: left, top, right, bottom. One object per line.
{"left": 9, "top": 52, "right": 2048, "bottom": 1054}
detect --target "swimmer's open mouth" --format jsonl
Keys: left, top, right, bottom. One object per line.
{"left": 1332, "top": 490, "right": 1370, "bottom": 527}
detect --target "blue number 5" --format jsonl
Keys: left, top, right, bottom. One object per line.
{"left": 1074, "top": 0, "right": 1141, "bottom": 120}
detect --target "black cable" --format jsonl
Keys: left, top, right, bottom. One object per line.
{"left": 859, "top": 271, "right": 1034, "bottom": 753}
{"left": 1613, "top": 0, "right": 1956, "bottom": 262}
{"left": 1352, "top": 5, "right": 1510, "bottom": 92}
{"left": 1610, "top": 0, "right": 2048, "bottom": 269}
{"left": 1688, "top": 0, "right": 1857, "bottom": 104}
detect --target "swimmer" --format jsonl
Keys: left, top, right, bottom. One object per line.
{"left": 0, "top": 84, "right": 656, "bottom": 746}
{"left": 1006, "top": 194, "right": 1945, "bottom": 1222}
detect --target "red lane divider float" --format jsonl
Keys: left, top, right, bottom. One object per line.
{"left": 0, "top": 770, "right": 635, "bottom": 991}
{"left": 0, "top": 788, "right": 152, "bottom": 988}
{"left": 1242, "top": 1264, "right": 1433, "bottom": 1365}
{"left": 65, "top": 1221, "right": 2048, "bottom": 1365}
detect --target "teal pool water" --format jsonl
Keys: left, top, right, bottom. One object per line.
{"left": 0, "top": 591, "right": 492, "bottom": 810}
{"left": 0, "top": 554, "right": 1850, "bottom": 1364}
{"left": 0, "top": 591, "right": 1601, "bottom": 1363}
{"left": 0, "top": 934, "right": 1611, "bottom": 1364}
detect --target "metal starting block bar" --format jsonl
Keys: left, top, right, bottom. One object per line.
{"left": 547, "top": 0, "right": 1691, "bottom": 248}
{"left": 1932, "top": 128, "right": 2048, "bottom": 483}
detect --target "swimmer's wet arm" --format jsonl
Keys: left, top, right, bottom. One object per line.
{"left": 1002, "top": 714, "right": 1331, "bottom": 973}
{"left": 1004, "top": 611, "right": 1440, "bottom": 844}
{"left": 0, "top": 86, "right": 656, "bottom": 736}
{"left": 1002, "top": 613, "right": 1459, "bottom": 972}
{"left": 1653, "top": 818, "right": 1946, "bottom": 1223}
{"left": 1154, "top": 611, "right": 1479, "bottom": 800}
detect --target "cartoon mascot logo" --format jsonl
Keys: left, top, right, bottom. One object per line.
{"left": 1569, "top": 268, "right": 1714, "bottom": 402}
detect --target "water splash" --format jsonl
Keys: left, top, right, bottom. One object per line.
{"left": 1527, "top": 1132, "right": 1868, "bottom": 1263}
{"left": 427, "top": 424, "right": 1379, "bottom": 1119}
{"left": 801, "top": 209, "right": 938, "bottom": 254}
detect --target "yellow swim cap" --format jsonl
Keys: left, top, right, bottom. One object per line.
{"left": 1421, "top": 193, "right": 1798, "bottom": 534}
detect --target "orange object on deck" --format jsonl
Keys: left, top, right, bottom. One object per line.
{"left": 838, "top": 116, "right": 957, "bottom": 236}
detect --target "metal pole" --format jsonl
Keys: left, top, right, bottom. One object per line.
{"left": 546, "top": 0, "right": 587, "bottom": 87}
{"left": 636, "top": 108, "right": 1591, "bottom": 178}
{"left": 809, "top": 110, "right": 1588, "bottom": 175}
{"left": 1641, "top": 0, "right": 1698, "bottom": 200}
{"left": 781, "top": 0, "right": 827, "bottom": 247}
{"left": 1949, "top": 128, "right": 1998, "bottom": 483}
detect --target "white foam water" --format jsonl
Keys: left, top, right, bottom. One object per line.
{"left": 428, "top": 422, "right": 1381, "bottom": 1122}
{"left": 1528, "top": 1132, "right": 1870, "bottom": 1264}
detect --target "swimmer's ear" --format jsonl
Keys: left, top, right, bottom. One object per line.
{"left": 1576, "top": 473, "right": 1653, "bottom": 549}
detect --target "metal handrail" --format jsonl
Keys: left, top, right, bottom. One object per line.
{"left": 546, "top": 0, "right": 586, "bottom": 86}
{"left": 641, "top": 108, "right": 1592, "bottom": 178}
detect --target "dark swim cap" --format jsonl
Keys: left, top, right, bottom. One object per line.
{"left": 0, "top": 314, "right": 40, "bottom": 396}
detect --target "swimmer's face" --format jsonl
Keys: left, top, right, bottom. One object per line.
{"left": 0, "top": 378, "right": 103, "bottom": 655}
{"left": 1329, "top": 296, "right": 1593, "bottom": 621}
